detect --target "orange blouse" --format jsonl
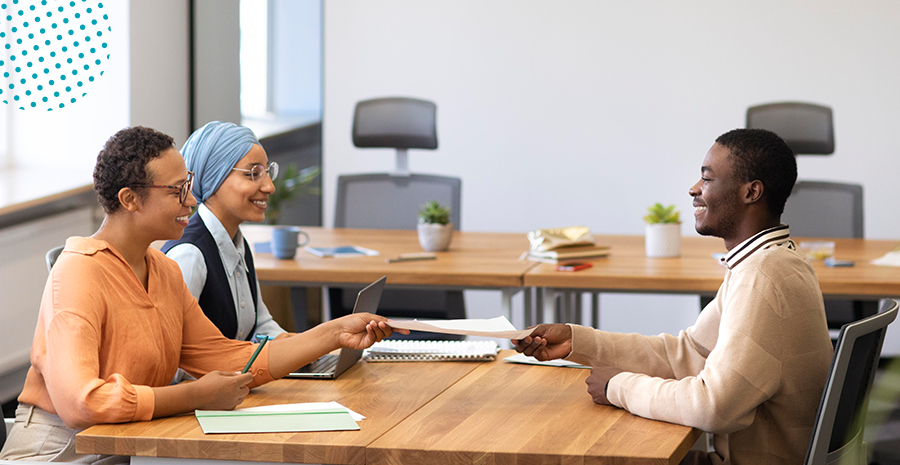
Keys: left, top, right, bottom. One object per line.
{"left": 18, "top": 237, "right": 274, "bottom": 429}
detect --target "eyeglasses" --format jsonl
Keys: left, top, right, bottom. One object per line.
{"left": 232, "top": 161, "right": 279, "bottom": 182}
{"left": 130, "top": 171, "right": 195, "bottom": 205}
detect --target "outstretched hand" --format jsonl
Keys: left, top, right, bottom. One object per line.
{"left": 511, "top": 323, "right": 573, "bottom": 361}
{"left": 334, "top": 312, "right": 409, "bottom": 349}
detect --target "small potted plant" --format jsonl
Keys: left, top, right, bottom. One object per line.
{"left": 644, "top": 203, "right": 681, "bottom": 257}
{"left": 417, "top": 200, "right": 454, "bottom": 252}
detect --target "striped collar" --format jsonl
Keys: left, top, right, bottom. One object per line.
{"left": 721, "top": 224, "right": 792, "bottom": 269}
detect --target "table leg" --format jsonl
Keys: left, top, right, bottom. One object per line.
{"left": 542, "top": 287, "right": 557, "bottom": 324}
{"left": 524, "top": 288, "right": 533, "bottom": 328}
{"left": 290, "top": 287, "right": 308, "bottom": 332}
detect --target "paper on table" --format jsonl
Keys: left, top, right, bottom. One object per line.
{"left": 195, "top": 408, "right": 359, "bottom": 434}
{"left": 237, "top": 401, "right": 365, "bottom": 421}
{"left": 386, "top": 316, "right": 535, "bottom": 339}
{"left": 871, "top": 249, "right": 900, "bottom": 267}
{"left": 504, "top": 353, "right": 591, "bottom": 369}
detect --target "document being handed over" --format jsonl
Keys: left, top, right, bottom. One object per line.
{"left": 386, "top": 316, "right": 535, "bottom": 339}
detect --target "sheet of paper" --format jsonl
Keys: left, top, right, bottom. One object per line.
{"left": 871, "top": 250, "right": 900, "bottom": 267}
{"left": 237, "top": 401, "right": 365, "bottom": 421}
{"left": 387, "top": 316, "right": 535, "bottom": 339}
{"left": 503, "top": 353, "right": 591, "bottom": 369}
{"left": 195, "top": 408, "right": 359, "bottom": 434}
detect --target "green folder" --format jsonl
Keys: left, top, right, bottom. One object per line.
{"left": 195, "top": 408, "right": 360, "bottom": 434}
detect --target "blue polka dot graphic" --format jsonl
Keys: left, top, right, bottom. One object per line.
{"left": 0, "top": 0, "right": 110, "bottom": 111}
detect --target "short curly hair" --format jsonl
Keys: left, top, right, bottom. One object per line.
{"left": 93, "top": 126, "right": 175, "bottom": 214}
{"left": 715, "top": 128, "right": 797, "bottom": 217}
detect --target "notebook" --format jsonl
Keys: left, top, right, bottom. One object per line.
{"left": 286, "top": 276, "right": 385, "bottom": 379}
{"left": 305, "top": 245, "right": 379, "bottom": 257}
{"left": 363, "top": 340, "right": 500, "bottom": 362}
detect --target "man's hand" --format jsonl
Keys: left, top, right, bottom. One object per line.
{"left": 333, "top": 312, "right": 410, "bottom": 349}
{"left": 511, "top": 324, "right": 573, "bottom": 361}
{"left": 585, "top": 366, "right": 624, "bottom": 405}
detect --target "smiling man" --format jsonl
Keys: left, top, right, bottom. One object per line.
{"left": 513, "top": 129, "right": 833, "bottom": 465}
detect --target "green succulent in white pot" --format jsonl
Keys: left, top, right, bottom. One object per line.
{"left": 644, "top": 203, "right": 681, "bottom": 257}
{"left": 417, "top": 201, "right": 454, "bottom": 252}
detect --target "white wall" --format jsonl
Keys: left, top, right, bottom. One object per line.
{"left": 322, "top": 1, "right": 900, "bottom": 344}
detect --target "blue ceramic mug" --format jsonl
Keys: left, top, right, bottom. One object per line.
{"left": 271, "top": 226, "right": 310, "bottom": 259}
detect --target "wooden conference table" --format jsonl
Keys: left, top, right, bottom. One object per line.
{"left": 242, "top": 226, "right": 900, "bottom": 325}
{"left": 77, "top": 351, "right": 700, "bottom": 464}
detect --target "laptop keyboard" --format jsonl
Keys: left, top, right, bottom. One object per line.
{"left": 296, "top": 354, "right": 339, "bottom": 374}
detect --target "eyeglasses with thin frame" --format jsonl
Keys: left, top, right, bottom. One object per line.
{"left": 130, "top": 171, "right": 195, "bottom": 205}
{"left": 232, "top": 161, "right": 279, "bottom": 183}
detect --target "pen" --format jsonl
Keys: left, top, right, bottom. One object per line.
{"left": 241, "top": 335, "right": 269, "bottom": 374}
{"left": 386, "top": 253, "right": 437, "bottom": 263}
{"left": 387, "top": 256, "right": 437, "bottom": 263}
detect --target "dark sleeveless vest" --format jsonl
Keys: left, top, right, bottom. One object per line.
{"left": 162, "top": 213, "right": 258, "bottom": 341}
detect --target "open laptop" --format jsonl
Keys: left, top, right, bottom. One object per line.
{"left": 286, "top": 276, "right": 386, "bottom": 379}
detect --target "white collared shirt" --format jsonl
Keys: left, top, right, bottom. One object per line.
{"left": 166, "top": 204, "right": 286, "bottom": 341}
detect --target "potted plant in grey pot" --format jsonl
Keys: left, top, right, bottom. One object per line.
{"left": 644, "top": 203, "right": 681, "bottom": 257}
{"left": 417, "top": 201, "right": 454, "bottom": 252}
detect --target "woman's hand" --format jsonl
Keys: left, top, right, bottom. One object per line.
{"left": 332, "top": 313, "right": 409, "bottom": 349}
{"left": 190, "top": 371, "right": 254, "bottom": 411}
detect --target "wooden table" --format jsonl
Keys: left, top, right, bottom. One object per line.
{"left": 241, "top": 226, "right": 537, "bottom": 327}
{"left": 523, "top": 235, "right": 900, "bottom": 325}
{"left": 77, "top": 358, "right": 483, "bottom": 464}
{"left": 368, "top": 351, "right": 699, "bottom": 465}
{"left": 77, "top": 351, "right": 699, "bottom": 464}
{"left": 523, "top": 236, "right": 900, "bottom": 298}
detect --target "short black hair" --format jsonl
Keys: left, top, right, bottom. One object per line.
{"left": 93, "top": 126, "right": 175, "bottom": 214}
{"left": 715, "top": 128, "right": 797, "bottom": 216}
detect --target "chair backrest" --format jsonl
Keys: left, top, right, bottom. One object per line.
{"left": 804, "top": 299, "right": 898, "bottom": 465}
{"left": 782, "top": 181, "right": 863, "bottom": 238}
{"left": 334, "top": 174, "right": 461, "bottom": 230}
{"left": 45, "top": 245, "right": 64, "bottom": 273}
{"left": 352, "top": 97, "right": 438, "bottom": 150}
{"left": 747, "top": 102, "right": 834, "bottom": 155}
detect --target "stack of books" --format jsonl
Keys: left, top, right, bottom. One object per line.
{"left": 524, "top": 245, "right": 610, "bottom": 264}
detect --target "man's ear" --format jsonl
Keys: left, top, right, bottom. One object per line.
{"left": 117, "top": 187, "right": 141, "bottom": 212}
{"left": 743, "top": 180, "right": 764, "bottom": 205}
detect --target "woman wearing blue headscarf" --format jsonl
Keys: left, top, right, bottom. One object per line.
{"left": 163, "top": 122, "right": 285, "bottom": 342}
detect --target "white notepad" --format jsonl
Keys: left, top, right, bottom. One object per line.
{"left": 363, "top": 340, "right": 500, "bottom": 362}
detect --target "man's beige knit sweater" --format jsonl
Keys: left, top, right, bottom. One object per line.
{"left": 565, "top": 226, "right": 833, "bottom": 465}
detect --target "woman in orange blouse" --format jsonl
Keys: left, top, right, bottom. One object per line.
{"left": 0, "top": 127, "right": 405, "bottom": 463}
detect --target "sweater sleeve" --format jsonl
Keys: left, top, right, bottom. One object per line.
{"left": 41, "top": 267, "right": 155, "bottom": 429}
{"left": 177, "top": 280, "right": 275, "bottom": 387}
{"left": 604, "top": 268, "right": 784, "bottom": 434}
{"left": 565, "top": 324, "right": 710, "bottom": 380}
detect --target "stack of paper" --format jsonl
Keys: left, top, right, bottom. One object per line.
{"left": 504, "top": 353, "right": 590, "bottom": 369}
{"left": 524, "top": 245, "right": 610, "bottom": 264}
{"left": 195, "top": 402, "right": 363, "bottom": 434}
{"left": 364, "top": 340, "right": 500, "bottom": 362}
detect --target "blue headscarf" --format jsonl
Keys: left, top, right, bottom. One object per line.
{"left": 181, "top": 121, "right": 261, "bottom": 203}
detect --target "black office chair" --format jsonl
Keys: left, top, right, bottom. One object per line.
{"left": 804, "top": 299, "right": 898, "bottom": 465}
{"left": 746, "top": 102, "right": 873, "bottom": 338}
{"left": 45, "top": 245, "right": 64, "bottom": 273}
{"left": 330, "top": 97, "right": 465, "bottom": 339}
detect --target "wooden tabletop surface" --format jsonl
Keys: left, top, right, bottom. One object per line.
{"left": 76, "top": 360, "right": 482, "bottom": 464}
{"left": 242, "top": 226, "right": 535, "bottom": 288}
{"left": 78, "top": 352, "right": 698, "bottom": 464}
{"left": 368, "top": 350, "right": 699, "bottom": 465}
{"left": 523, "top": 236, "right": 900, "bottom": 298}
